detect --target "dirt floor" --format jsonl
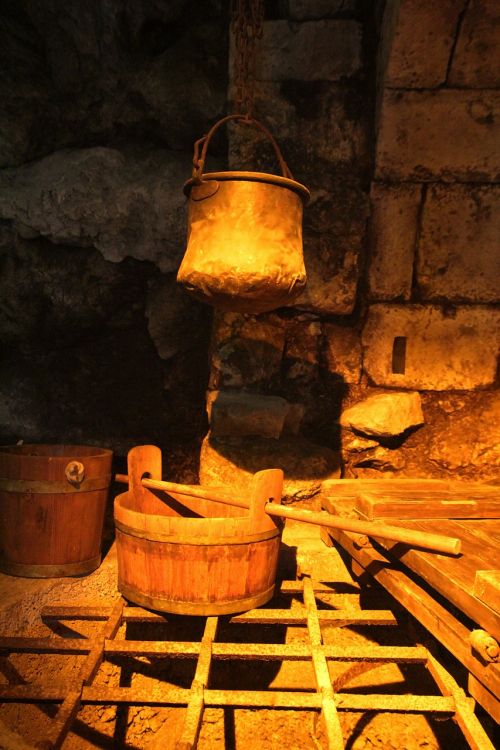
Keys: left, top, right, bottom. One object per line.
{"left": 0, "top": 520, "right": 496, "bottom": 750}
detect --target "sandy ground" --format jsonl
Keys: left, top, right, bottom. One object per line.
{"left": 0, "top": 521, "right": 493, "bottom": 749}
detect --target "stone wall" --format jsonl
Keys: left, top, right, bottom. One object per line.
{"left": 0, "top": 1, "right": 498, "bottom": 487}
{"left": 203, "top": 0, "right": 500, "bottom": 489}
{"left": 0, "top": 0, "right": 228, "bottom": 458}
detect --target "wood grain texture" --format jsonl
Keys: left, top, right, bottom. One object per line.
{"left": 0, "top": 445, "right": 112, "bottom": 577}
{"left": 474, "top": 571, "right": 500, "bottom": 615}
{"left": 356, "top": 494, "right": 500, "bottom": 520}
{"left": 323, "top": 497, "right": 500, "bottom": 642}
{"left": 114, "top": 445, "right": 284, "bottom": 615}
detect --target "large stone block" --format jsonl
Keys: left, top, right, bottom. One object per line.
{"left": 418, "top": 185, "right": 500, "bottom": 303}
{"left": 323, "top": 323, "right": 362, "bottom": 384}
{"left": 368, "top": 183, "right": 422, "bottom": 301}
{"left": 384, "top": 0, "right": 464, "bottom": 87}
{"left": 207, "top": 391, "right": 289, "bottom": 439}
{"left": 257, "top": 20, "right": 362, "bottom": 81}
{"left": 449, "top": 0, "right": 500, "bottom": 88}
{"left": 0, "top": 147, "right": 190, "bottom": 271}
{"left": 200, "top": 435, "right": 341, "bottom": 502}
{"left": 362, "top": 304, "right": 500, "bottom": 390}
{"left": 228, "top": 81, "right": 370, "bottom": 177}
{"left": 376, "top": 90, "right": 500, "bottom": 182}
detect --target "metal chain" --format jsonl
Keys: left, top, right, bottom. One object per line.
{"left": 230, "top": 0, "right": 264, "bottom": 117}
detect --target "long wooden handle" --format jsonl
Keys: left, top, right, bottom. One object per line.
{"left": 114, "top": 474, "right": 461, "bottom": 556}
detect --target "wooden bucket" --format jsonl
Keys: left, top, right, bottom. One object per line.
{"left": 0, "top": 444, "right": 113, "bottom": 577}
{"left": 114, "top": 445, "right": 284, "bottom": 615}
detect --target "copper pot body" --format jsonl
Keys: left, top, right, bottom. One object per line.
{"left": 177, "top": 171, "right": 309, "bottom": 314}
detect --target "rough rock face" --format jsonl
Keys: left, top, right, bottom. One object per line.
{"left": 209, "top": 312, "right": 286, "bottom": 391}
{"left": 340, "top": 392, "right": 424, "bottom": 438}
{"left": 145, "top": 277, "right": 209, "bottom": 361}
{"left": 324, "top": 323, "right": 362, "bottom": 384}
{"left": 200, "top": 435, "right": 341, "bottom": 502}
{"left": 0, "top": 0, "right": 227, "bottom": 168}
{"left": 0, "top": 226, "right": 210, "bottom": 448}
{"left": 258, "top": 20, "right": 362, "bottom": 81}
{"left": 0, "top": 0, "right": 229, "bottom": 452}
{"left": 0, "top": 148, "right": 190, "bottom": 271}
{"left": 428, "top": 391, "right": 500, "bottom": 475}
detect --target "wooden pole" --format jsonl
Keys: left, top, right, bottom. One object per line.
{"left": 114, "top": 474, "right": 461, "bottom": 556}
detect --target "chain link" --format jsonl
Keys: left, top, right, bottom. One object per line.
{"left": 230, "top": 0, "right": 264, "bottom": 117}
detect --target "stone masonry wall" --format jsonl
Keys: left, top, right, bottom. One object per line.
{"left": 0, "top": 1, "right": 498, "bottom": 487}
{"left": 203, "top": 0, "right": 500, "bottom": 490}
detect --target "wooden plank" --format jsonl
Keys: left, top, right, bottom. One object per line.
{"left": 468, "top": 674, "right": 500, "bottom": 724}
{"left": 105, "top": 640, "right": 428, "bottom": 663}
{"left": 323, "top": 479, "right": 500, "bottom": 502}
{"left": 474, "top": 571, "right": 500, "bottom": 615}
{"left": 323, "top": 523, "right": 500, "bottom": 706}
{"left": 340, "top": 511, "right": 500, "bottom": 641}
{"left": 355, "top": 495, "right": 500, "bottom": 521}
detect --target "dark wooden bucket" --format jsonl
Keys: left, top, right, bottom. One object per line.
{"left": 114, "top": 445, "right": 283, "bottom": 615}
{"left": 0, "top": 444, "right": 112, "bottom": 577}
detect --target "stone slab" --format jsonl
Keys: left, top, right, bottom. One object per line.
{"left": 449, "top": 0, "right": 500, "bottom": 88}
{"left": 418, "top": 184, "right": 500, "bottom": 303}
{"left": 368, "top": 183, "right": 422, "bottom": 301}
{"left": 384, "top": 0, "right": 464, "bottom": 88}
{"left": 257, "top": 20, "right": 362, "bottom": 81}
{"left": 324, "top": 323, "right": 362, "bottom": 384}
{"left": 375, "top": 90, "right": 500, "bottom": 182}
{"left": 362, "top": 304, "right": 500, "bottom": 390}
{"left": 207, "top": 390, "right": 289, "bottom": 439}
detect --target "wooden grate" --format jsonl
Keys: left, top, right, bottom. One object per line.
{"left": 0, "top": 574, "right": 494, "bottom": 750}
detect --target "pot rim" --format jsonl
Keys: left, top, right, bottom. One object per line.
{"left": 183, "top": 171, "right": 310, "bottom": 203}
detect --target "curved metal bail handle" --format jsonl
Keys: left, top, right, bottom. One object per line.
{"left": 192, "top": 113, "right": 294, "bottom": 183}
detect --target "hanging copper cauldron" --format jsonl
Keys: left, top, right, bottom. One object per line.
{"left": 177, "top": 114, "right": 309, "bottom": 314}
